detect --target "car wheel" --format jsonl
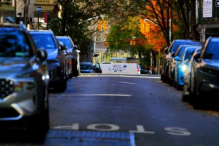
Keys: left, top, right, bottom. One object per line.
{"left": 26, "top": 87, "right": 49, "bottom": 142}
{"left": 57, "top": 79, "right": 67, "bottom": 92}
{"left": 161, "top": 74, "right": 164, "bottom": 81}
{"left": 193, "top": 95, "right": 204, "bottom": 109}
{"left": 72, "top": 65, "right": 78, "bottom": 77}
{"left": 182, "top": 86, "right": 188, "bottom": 102}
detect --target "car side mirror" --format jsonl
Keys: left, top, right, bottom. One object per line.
{"left": 194, "top": 53, "right": 201, "bottom": 60}
{"left": 164, "top": 46, "right": 168, "bottom": 54}
{"left": 74, "top": 45, "right": 78, "bottom": 49}
{"left": 37, "top": 49, "right": 47, "bottom": 61}
{"left": 174, "top": 56, "right": 180, "bottom": 61}
{"left": 171, "top": 52, "right": 175, "bottom": 57}
{"left": 60, "top": 44, "right": 67, "bottom": 51}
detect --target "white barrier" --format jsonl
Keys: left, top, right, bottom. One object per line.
{"left": 100, "top": 63, "right": 140, "bottom": 74}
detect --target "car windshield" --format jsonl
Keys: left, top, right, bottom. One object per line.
{"left": 203, "top": 40, "right": 219, "bottom": 59}
{"left": 184, "top": 48, "right": 196, "bottom": 61}
{"left": 30, "top": 34, "right": 56, "bottom": 50}
{"left": 175, "top": 46, "right": 186, "bottom": 57}
{"left": 57, "top": 38, "right": 73, "bottom": 49}
{"left": 0, "top": 30, "right": 32, "bottom": 57}
{"left": 80, "top": 64, "right": 92, "bottom": 70}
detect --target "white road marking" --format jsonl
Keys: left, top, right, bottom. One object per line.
{"left": 165, "top": 127, "right": 191, "bottom": 136}
{"left": 87, "top": 123, "right": 120, "bottom": 131}
{"left": 50, "top": 94, "right": 132, "bottom": 97}
{"left": 130, "top": 125, "right": 155, "bottom": 134}
{"left": 53, "top": 123, "right": 79, "bottom": 130}
{"left": 120, "top": 82, "right": 136, "bottom": 85}
{"left": 79, "top": 75, "right": 160, "bottom": 79}
{"left": 52, "top": 124, "right": 191, "bottom": 137}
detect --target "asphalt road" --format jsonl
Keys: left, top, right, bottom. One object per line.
{"left": 1, "top": 74, "right": 219, "bottom": 146}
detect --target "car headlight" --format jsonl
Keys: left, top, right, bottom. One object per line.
{"left": 182, "top": 65, "right": 187, "bottom": 72}
{"left": 42, "top": 74, "right": 50, "bottom": 80}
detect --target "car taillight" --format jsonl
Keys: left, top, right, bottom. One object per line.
{"left": 137, "top": 66, "right": 140, "bottom": 72}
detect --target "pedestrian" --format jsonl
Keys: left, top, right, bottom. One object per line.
{"left": 149, "top": 67, "right": 152, "bottom": 75}
{"left": 153, "top": 67, "right": 157, "bottom": 74}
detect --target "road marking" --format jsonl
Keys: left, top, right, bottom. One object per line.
{"left": 53, "top": 124, "right": 191, "bottom": 137}
{"left": 53, "top": 123, "right": 79, "bottom": 130}
{"left": 87, "top": 123, "right": 120, "bottom": 131}
{"left": 165, "top": 127, "right": 191, "bottom": 136}
{"left": 130, "top": 125, "right": 155, "bottom": 134}
{"left": 51, "top": 94, "right": 132, "bottom": 97}
{"left": 79, "top": 75, "right": 160, "bottom": 79}
{"left": 120, "top": 82, "right": 136, "bottom": 85}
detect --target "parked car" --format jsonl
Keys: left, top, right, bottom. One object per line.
{"left": 56, "top": 36, "right": 78, "bottom": 77}
{"left": 168, "top": 45, "right": 195, "bottom": 83}
{"left": 29, "top": 30, "right": 68, "bottom": 92}
{"left": 80, "top": 62, "right": 93, "bottom": 73}
{"left": 190, "top": 37, "right": 219, "bottom": 108}
{"left": 0, "top": 22, "right": 49, "bottom": 137}
{"left": 173, "top": 46, "right": 200, "bottom": 90}
{"left": 93, "top": 63, "right": 102, "bottom": 73}
{"left": 182, "top": 46, "right": 202, "bottom": 102}
{"left": 161, "top": 40, "right": 202, "bottom": 83}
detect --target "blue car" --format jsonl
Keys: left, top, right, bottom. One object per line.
{"left": 80, "top": 62, "right": 93, "bottom": 73}
{"left": 173, "top": 46, "right": 200, "bottom": 90}
{"left": 182, "top": 46, "right": 202, "bottom": 101}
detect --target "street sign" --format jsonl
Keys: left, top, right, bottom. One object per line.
{"left": 216, "top": 0, "right": 219, "bottom": 7}
{"left": 36, "top": 6, "right": 41, "bottom": 12}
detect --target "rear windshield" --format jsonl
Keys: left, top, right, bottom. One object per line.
{"left": 0, "top": 30, "right": 33, "bottom": 57}
{"left": 57, "top": 38, "right": 73, "bottom": 49}
{"left": 203, "top": 40, "right": 219, "bottom": 59}
{"left": 169, "top": 41, "right": 201, "bottom": 53}
{"left": 30, "top": 33, "right": 56, "bottom": 50}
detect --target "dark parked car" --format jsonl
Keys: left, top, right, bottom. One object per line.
{"left": 161, "top": 39, "right": 202, "bottom": 83}
{"left": 56, "top": 36, "right": 78, "bottom": 77}
{"left": 93, "top": 63, "right": 102, "bottom": 73}
{"left": 29, "top": 30, "right": 68, "bottom": 92}
{"left": 0, "top": 22, "right": 49, "bottom": 138}
{"left": 80, "top": 62, "right": 93, "bottom": 73}
{"left": 190, "top": 37, "right": 219, "bottom": 108}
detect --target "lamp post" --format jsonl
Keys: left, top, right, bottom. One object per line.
{"left": 14, "top": 0, "right": 16, "bottom": 24}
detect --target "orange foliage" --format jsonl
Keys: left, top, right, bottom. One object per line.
{"left": 139, "top": 0, "right": 179, "bottom": 52}
{"left": 140, "top": 18, "right": 167, "bottom": 52}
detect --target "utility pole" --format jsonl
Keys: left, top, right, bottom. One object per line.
{"left": 14, "top": 0, "right": 16, "bottom": 24}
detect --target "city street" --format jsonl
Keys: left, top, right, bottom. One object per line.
{"left": 1, "top": 74, "right": 219, "bottom": 146}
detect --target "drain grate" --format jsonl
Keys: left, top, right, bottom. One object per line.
{"left": 45, "top": 130, "right": 135, "bottom": 146}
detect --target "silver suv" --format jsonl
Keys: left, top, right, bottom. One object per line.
{"left": 0, "top": 23, "right": 50, "bottom": 137}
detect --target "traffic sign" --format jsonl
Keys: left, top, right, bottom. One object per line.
{"left": 36, "top": 6, "right": 41, "bottom": 12}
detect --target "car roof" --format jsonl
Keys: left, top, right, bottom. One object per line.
{"left": 0, "top": 22, "right": 28, "bottom": 32}
{"left": 29, "top": 30, "right": 53, "bottom": 34}
{"left": 56, "top": 36, "right": 70, "bottom": 38}
{"left": 174, "top": 39, "right": 200, "bottom": 43}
